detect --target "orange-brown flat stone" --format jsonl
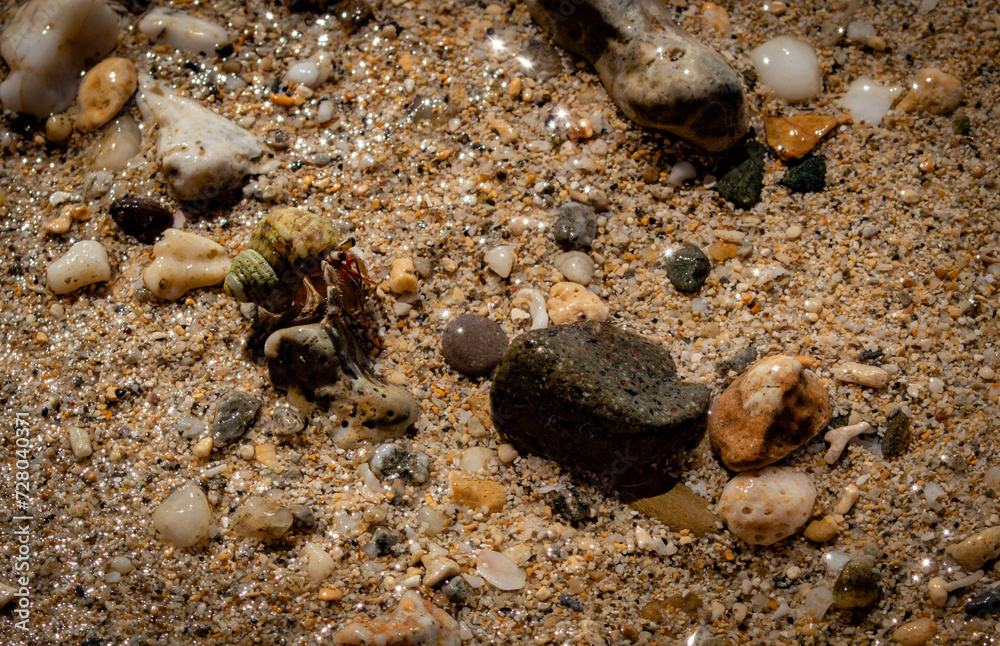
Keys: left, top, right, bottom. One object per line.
{"left": 708, "top": 355, "right": 832, "bottom": 471}
{"left": 764, "top": 114, "right": 840, "bottom": 160}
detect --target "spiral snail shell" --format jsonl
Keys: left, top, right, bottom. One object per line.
{"left": 225, "top": 207, "right": 369, "bottom": 315}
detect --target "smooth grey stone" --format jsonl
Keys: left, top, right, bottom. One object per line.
{"left": 527, "top": 0, "right": 750, "bottom": 152}
{"left": 552, "top": 202, "right": 597, "bottom": 251}
{"left": 490, "top": 321, "right": 710, "bottom": 473}
{"left": 212, "top": 392, "right": 260, "bottom": 446}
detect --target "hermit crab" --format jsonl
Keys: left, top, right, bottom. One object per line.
{"left": 225, "top": 207, "right": 371, "bottom": 321}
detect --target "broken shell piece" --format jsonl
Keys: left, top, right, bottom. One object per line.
{"left": 136, "top": 74, "right": 266, "bottom": 201}
{"left": 264, "top": 319, "right": 419, "bottom": 448}
{"left": 333, "top": 590, "right": 460, "bottom": 646}
{"left": 138, "top": 7, "right": 231, "bottom": 56}
{"left": 143, "top": 229, "right": 231, "bottom": 300}
{"left": 824, "top": 421, "right": 871, "bottom": 464}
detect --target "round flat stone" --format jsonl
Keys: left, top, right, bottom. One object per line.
{"left": 490, "top": 322, "right": 710, "bottom": 473}
{"left": 441, "top": 314, "right": 508, "bottom": 377}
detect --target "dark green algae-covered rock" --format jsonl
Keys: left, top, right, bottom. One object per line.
{"left": 490, "top": 322, "right": 710, "bottom": 474}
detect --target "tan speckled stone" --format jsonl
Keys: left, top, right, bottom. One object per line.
{"left": 449, "top": 471, "right": 506, "bottom": 515}
{"left": 76, "top": 57, "right": 137, "bottom": 132}
{"left": 945, "top": 526, "right": 1000, "bottom": 570}
{"left": 897, "top": 67, "right": 963, "bottom": 115}
{"left": 546, "top": 282, "right": 609, "bottom": 325}
{"left": 717, "top": 466, "right": 816, "bottom": 546}
{"left": 709, "top": 355, "right": 832, "bottom": 471}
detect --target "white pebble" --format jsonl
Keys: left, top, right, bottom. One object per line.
{"left": 923, "top": 481, "right": 945, "bottom": 511}
{"left": 785, "top": 225, "right": 803, "bottom": 240}
{"left": 47, "top": 240, "right": 112, "bottom": 295}
{"left": 926, "top": 576, "right": 948, "bottom": 607}
{"left": 832, "top": 362, "right": 890, "bottom": 388}
{"left": 107, "top": 556, "right": 134, "bottom": 574}
{"left": 460, "top": 447, "right": 495, "bottom": 474}
{"left": 422, "top": 555, "right": 461, "bottom": 587}
{"left": 151, "top": 482, "right": 212, "bottom": 548}
{"left": 667, "top": 161, "right": 696, "bottom": 185}
{"left": 839, "top": 76, "right": 903, "bottom": 126}
{"left": 285, "top": 51, "right": 333, "bottom": 89}
{"left": 68, "top": 426, "right": 92, "bottom": 459}
{"left": 138, "top": 7, "right": 230, "bottom": 55}
{"left": 303, "top": 542, "right": 338, "bottom": 581}
{"left": 846, "top": 20, "right": 877, "bottom": 46}
{"left": 928, "top": 377, "right": 945, "bottom": 395}
{"left": 554, "top": 251, "right": 595, "bottom": 285}
{"left": 635, "top": 526, "right": 667, "bottom": 555}
{"left": 497, "top": 443, "right": 518, "bottom": 464}
{"left": 143, "top": 229, "right": 231, "bottom": 301}
{"left": 85, "top": 115, "right": 142, "bottom": 172}
{"left": 824, "top": 421, "right": 870, "bottom": 464}
{"left": 717, "top": 466, "right": 816, "bottom": 546}
{"left": 484, "top": 244, "right": 515, "bottom": 278}
{"left": 476, "top": 549, "right": 526, "bottom": 590}
{"left": 803, "top": 586, "right": 834, "bottom": 620}
{"left": 748, "top": 36, "right": 822, "bottom": 102}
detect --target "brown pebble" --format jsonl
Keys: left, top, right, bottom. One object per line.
{"left": 76, "top": 58, "right": 138, "bottom": 132}
{"left": 449, "top": 471, "right": 506, "bottom": 515}
{"left": 764, "top": 114, "right": 840, "bottom": 161}
{"left": 897, "top": 67, "right": 963, "bottom": 115}
{"left": 803, "top": 515, "right": 841, "bottom": 542}
{"left": 892, "top": 617, "right": 937, "bottom": 646}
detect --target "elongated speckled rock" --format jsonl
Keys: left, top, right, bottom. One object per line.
{"left": 490, "top": 322, "right": 710, "bottom": 473}
{"left": 527, "top": 0, "right": 750, "bottom": 151}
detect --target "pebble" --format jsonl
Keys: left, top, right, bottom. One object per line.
{"left": 764, "top": 114, "right": 840, "bottom": 161}
{"left": 422, "top": 555, "right": 461, "bottom": 587}
{"left": 151, "top": 482, "right": 212, "bottom": 548}
{"left": 441, "top": 314, "right": 509, "bottom": 378}
{"left": 138, "top": 7, "right": 230, "bottom": 55}
{"left": 832, "top": 362, "right": 889, "bottom": 388}
{"left": 700, "top": 2, "right": 730, "bottom": 35}
{"left": 107, "top": 556, "right": 134, "bottom": 574}
{"left": 897, "top": 67, "right": 963, "bottom": 115}
{"left": 230, "top": 496, "right": 293, "bottom": 541}
{"left": 748, "top": 36, "right": 823, "bottom": 102}
{"left": 371, "top": 444, "right": 432, "bottom": 484}
{"left": 211, "top": 392, "right": 261, "bottom": 447}
{"left": 803, "top": 515, "right": 841, "bottom": 542}
{"left": 442, "top": 576, "right": 471, "bottom": 604}
{"left": 303, "top": 543, "right": 338, "bottom": 581}
{"left": 136, "top": 74, "right": 265, "bottom": 201}
{"left": 552, "top": 202, "right": 597, "bottom": 251}
{"left": 551, "top": 487, "right": 592, "bottom": 524}
{"left": 75, "top": 57, "right": 137, "bottom": 132}
{"left": 264, "top": 320, "right": 420, "bottom": 447}
{"left": 546, "top": 282, "right": 609, "bottom": 325}
{"left": 716, "top": 466, "right": 816, "bottom": 546}
{"left": 449, "top": 471, "right": 506, "bottom": 515}
{"left": 44, "top": 206, "right": 74, "bottom": 234}
{"left": 781, "top": 156, "right": 827, "bottom": 193}
{"left": 708, "top": 355, "right": 832, "bottom": 471}
{"left": 192, "top": 436, "right": 213, "bottom": 458}
{"left": 832, "top": 559, "right": 881, "bottom": 609}
{"left": 496, "top": 443, "right": 518, "bottom": 464}
{"left": 84, "top": 115, "right": 141, "bottom": 171}
{"left": 668, "top": 161, "right": 697, "bottom": 185}
{"left": 143, "top": 229, "right": 231, "bottom": 300}
{"left": 284, "top": 51, "right": 334, "bottom": 89}
{"left": 881, "top": 410, "right": 911, "bottom": 457}
{"left": 664, "top": 245, "right": 711, "bottom": 293}
{"left": 0, "top": 0, "right": 119, "bottom": 118}
{"left": 587, "top": 189, "right": 609, "bottom": 211}
{"left": 892, "top": 618, "right": 937, "bottom": 645}
{"left": 553, "top": 251, "right": 595, "bottom": 285}
{"left": 47, "top": 240, "right": 112, "bottom": 295}
{"left": 527, "top": 0, "right": 749, "bottom": 151}
{"left": 388, "top": 257, "right": 419, "bottom": 294}
{"left": 824, "top": 421, "right": 870, "bottom": 464}
{"left": 333, "top": 590, "right": 460, "bottom": 646}
{"left": 716, "top": 140, "right": 765, "bottom": 209}
{"left": 518, "top": 39, "right": 563, "bottom": 81}
{"left": 272, "top": 405, "right": 306, "bottom": 435}
{"left": 839, "top": 76, "right": 903, "bottom": 126}
{"left": 490, "top": 321, "right": 711, "bottom": 473}
{"left": 68, "top": 426, "right": 92, "bottom": 459}
{"left": 476, "top": 549, "right": 526, "bottom": 591}
{"left": 965, "top": 589, "right": 1000, "bottom": 617}
{"left": 45, "top": 113, "right": 73, "bottom": 143}
{"left": 945, "top": 526, "right": 1000, "bottom": 570}
{"left": 927, "top": 577, "right": 949, "bottom": 607}
{"left": 109, "top": 196, "right": 174, "bottom": 243}
{"left": 483, "top": 244, "right": 515, "bottom": 278}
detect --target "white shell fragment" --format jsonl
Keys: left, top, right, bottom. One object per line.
{"left": 511, "top": 288, "right": 549, "bottom": 329}
{"left": 47, "top": 240, "right": 112, "bottom": 295}
{"left": 143, "top": 229, "right": 231, "bottom": 301}
{"left": 68, "top": 426, "right": 93, "bottom": 459}
{"left": 476, "top": 549, "right": 526, "bottom": 590}
{"left": 151, "top": 482, "right": 213, "bottom": 548}
{"left": 0, "top": 0, "right": 119, "bottom": 118}
{"left": 824, "top": 421, "right": 871, "bottom": 464}
{"left": 831, "top": 362, "right": 890, "bottom": 388}
{"left": 137, "top": 74, "right": 266, "bottom": 202}
{"left": 839, "top": 76, "right": 903, "bottom": 125}
{"left": 748, "top": 36, "right": 823, "bottom": 102}
{"left": 138, "top": 8, "right": 231, "bottom": 56}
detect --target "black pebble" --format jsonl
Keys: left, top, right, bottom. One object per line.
{"left": 441, "top": 314, "right": 509, "bottom": 378}
{"left": 966, "top": 589, "right": 1000, "bottom": 616}
{"left": 552, "top": 202, "right": 597, "bottom": 250}
{"left": 558, "top": 595, "right": 585, "bottom": 612}
{"left": 110, "top": 196, "right": 174, "bottom": 243}
{"left": 372, "top": 527, "right": 397, "bottom": 556}
{"left": 716, "top": 140, "right": 765, "bottom": 209}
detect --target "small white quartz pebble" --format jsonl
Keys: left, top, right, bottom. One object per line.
{"left": 476, "top": 549, "right": 526, "bottom": 590}
{"left": 422, "top": 555, "right": 461, "bottom": 587}
{"left": 460, "top": 446, "right": 495, "bottom": 473}
{"left": 824, "top": 421, "right": 870, "bottom": 464}
{"left": 497, "top": 443, "right": 518, "bottom": 464}
{"left": 138, "top": 8, "right": 230, "bottom": 56}
{"left": 748, "top": 36, "right": 822, "bottom": 102}
{"left": 554, "top": 251, "right": 595, "bottom": 285}
{"left": 667, "top": 161, "right": 696, "bottom": 185}
{"left": 717, "top": 466, "right": 816, "bottom": 546}
{"left": 484, "top": 244, "right": 515, "bottom": 278}
{"left": 151, "top": 482, "right": 213, "bottom": 548}
{"left": 785, "top": 225, "right": 803, "bottom": 240}
{"left": 832, "top": 362, "right": 890, "bottom": 388}
{"left": 68, "top": 426, "right": 92, "bottom": 459}
{"left": 303, "top": 542, "right": 337, "bottom": 581}
{"left": 47, "top": 240, "right": 112, "bottom": 295}
{"left": 285, "top": 52, "right": 334, "bottom": 89}
{"left": 839, "top": 76, "right": 903, "bottom": 125}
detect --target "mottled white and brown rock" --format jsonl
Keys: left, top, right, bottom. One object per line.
{"left": 716, "top": 466, "right": 816, "bottom": 546}
{"left": 76, "top": 57, "right": 137, "bottom": 132}
{"left": 527, "top": 0, "right": 749, "bottom": 152}
{"left": 334, "top": 590, "right": 460, "bottom": 646}
{"left": 709, "top": 355, "right": 832, "bottom": 471}
{"left": 945, "top": 526, "right": 1000, "bottom": 571}
{"left": 897, "top": 67, "right": 963, "bottom": 115}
